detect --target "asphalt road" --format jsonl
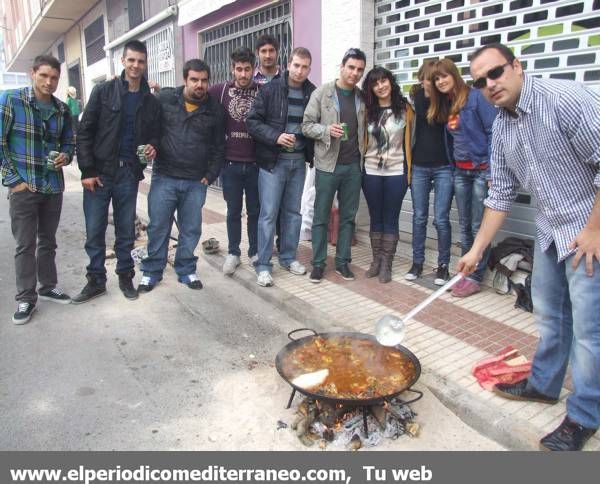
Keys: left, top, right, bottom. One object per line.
{"left": 0, "top": 176, "right": 503, "bottom": 451}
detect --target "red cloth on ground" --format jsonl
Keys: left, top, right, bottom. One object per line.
{"left": 472, "top": 346, "right": 532, "bottom": 391}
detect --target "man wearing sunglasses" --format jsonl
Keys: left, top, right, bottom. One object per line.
{"left": 458, "top": 43, "right": 600, "bottom": 451}
{"left": 0, "top": 55, "right": 75, "bottom": 324}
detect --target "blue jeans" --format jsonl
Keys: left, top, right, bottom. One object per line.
{"left": 256, "top": 158, "right": 306, "bottom": 273}
{"left": 411, "top": 165, "right": 454, "bottom": 265}
{"left": 528, "top": 240, "right": 600, "bottom": 429}
{"left": 454, "top": 168, "right": 490, "bottom": 282}
{"left": 361, "top": 173, "right": 408, "bottom": 234}
{"left": 83, "top": 165, "right": 138, "bottom": 282}
{"left": 141, "top": 173, "right": 208, "bottom": 279}
{"left": 221, "top": 161, "right": 260, "bottom": 257}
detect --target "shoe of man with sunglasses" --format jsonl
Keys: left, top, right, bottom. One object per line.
{"left": 0, "top": 55, "right": 75, "bottom": 325}
{"left": 460, "top": 42, "right": 600, "bottom": 451}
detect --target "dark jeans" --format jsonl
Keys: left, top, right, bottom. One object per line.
{"left": 361, "top": 173, "right": 409, "bottom": 234}
{"left": 9, "top": 190, "right": 63, "bottom": 303}
{"left": 221, "top": 161, "right": 260, "bottom": 257}
{"left": 141, "top": 173, "right": 208, "bottom": 279}
{"left": 83, "top": 165, "right": 138, "bottom": 283}
{"left": 411, "top": 165, "right": 454, "bottom": 265}
{"left": 312, "top": 163, "right": 362, "bottom": 269}
{"left": 454, "top": 168, "right": 490, "bottom": 282}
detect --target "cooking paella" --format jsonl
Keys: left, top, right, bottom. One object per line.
{"left": 280, "top": 335, "right": 417, "bottom": 399}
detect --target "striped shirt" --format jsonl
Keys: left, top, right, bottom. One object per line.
{"left": 279, "top": 86, "right": 306, "bottom": 159}
{"left": 0, "top": 87, "right": 75, "bottom": 194}
{"left": 485, "top": 75, "right": 600, "bottom": 261}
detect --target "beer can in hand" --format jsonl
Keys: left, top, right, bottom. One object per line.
{"left": 137, "top": 145, "right": 148, "bottom": 165}
{"left": 47, "top": 151, "right": 60, "bottom": 171}
{"left": 340, "top": 122, "right": 349, "bottom": 141}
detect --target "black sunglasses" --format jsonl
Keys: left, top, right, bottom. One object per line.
{"left": 472, "top": 62, "right": 511, "bottom": 89}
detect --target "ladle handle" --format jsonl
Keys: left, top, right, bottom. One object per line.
{"left": 403, "top": 274, "right": 464, "bottom": 322}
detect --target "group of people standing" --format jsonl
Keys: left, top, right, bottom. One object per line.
{"left": 1, "top": 35, "right": 599, "bottom": 452}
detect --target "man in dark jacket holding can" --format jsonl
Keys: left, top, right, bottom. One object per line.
{"left": 246, "top": 47, "right": 315, "bottom": 288}
{"left": 73, "top": 40, "right": 160, "bottom": 304}
{"left": 138, "top": 59, "right": 226, "bottom": 292}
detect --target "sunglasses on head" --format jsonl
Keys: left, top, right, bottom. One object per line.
{"left": 472, "top": 62, "right": 511, "bottom": 89}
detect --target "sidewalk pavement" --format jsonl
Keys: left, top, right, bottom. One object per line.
{"left": 135, "top": 168, "right": 598, "bottom": 451}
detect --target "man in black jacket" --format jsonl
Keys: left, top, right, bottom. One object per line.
{"left": 73, "top": 40, "right": 160, "bottom": 304}
{"left": 138, "top": 59, "right": 225, "bottom": 292}
{"left": 246, "top": 47, "right": 315, "bottom": 288}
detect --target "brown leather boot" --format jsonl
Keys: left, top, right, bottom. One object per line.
{"left": 365, "top": 232, "right": 383, "bottom": 278}
{"left": 379, "top": 233, "right": 399, "bottom": 283}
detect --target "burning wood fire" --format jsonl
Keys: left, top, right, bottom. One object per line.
{"left": 289, "top": 398, "right": 420, "bottom": 450}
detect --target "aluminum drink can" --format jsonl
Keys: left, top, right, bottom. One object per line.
{"left": 47, "top": 151, "right": 60, "bottom": 171}
{"left": 340, "top": 122, "right": 349, "bottom": 141}
{"left": 283, "top": 134, "right": 296, "bottom": 152}
{"left": 136, "top": 145, "right": 148, "bottom": 165}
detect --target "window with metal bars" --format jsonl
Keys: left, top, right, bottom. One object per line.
{"left": 128, "top": 0, "right": 144, "bottom": 29}
{"left": 85, "top": 16, "right": 105, "bottom": 66}
{"left": 57, "top": 42, "right": 65, "bottom": 64}
{"left": 199, "top": 2, "right": 291, "bottom": 85}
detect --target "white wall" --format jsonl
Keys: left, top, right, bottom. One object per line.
{"left": 320, "top": 0, "right": 374, "bottom": 84}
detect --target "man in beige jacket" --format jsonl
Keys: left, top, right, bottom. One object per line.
{"left": 302, "top": 48, "right": 366, "bottom": 283}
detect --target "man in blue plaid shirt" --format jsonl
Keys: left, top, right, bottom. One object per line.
{"left": 0, "top": 55, "right": 75, "bottom": 325}
{"left": 459, "top": 43, "right": 600, "bottom": 451}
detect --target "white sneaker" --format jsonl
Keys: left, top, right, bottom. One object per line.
{"left": 222, "top": 254, "right": 241, "bottom": 275}
{"left": 256, "top": 271, "right": 274, "bottom": 287}
{"left": 249, "top": 254, "right": 258, "bottom": 266}
{"left": 283, "top": 260, "right": 307, "bottom": 275}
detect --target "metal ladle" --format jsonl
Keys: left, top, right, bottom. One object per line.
{"left": 376, "top": 274, "right": 464, "bottom": 346}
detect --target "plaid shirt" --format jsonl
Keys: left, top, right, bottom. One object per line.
{"left": 485, "top": 75, "right": 600, "bottom": 261}
{"left": 0, "top": 87, "right": 75, "bottom": 193}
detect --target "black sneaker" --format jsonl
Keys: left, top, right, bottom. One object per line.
{"left": 335, "top": 264, "right": 355, "bottom": 281}
{"left": 179, "top": 273, "right": 203, "bottom": 290}
{"left": 12, "top": 302, "right": 36, "bottom": 325}
{"left": 118, "top": 273, "right": 138, "bottom": 300}
{"left": 309, "top": 266, "right": 324, "bottom": 283}
{"left": 404, "top": 263, "right": 423, "bottom": 281}
{"left": 39, "top": 288, "right": 71, "bottom": 304}
{"left": 138, "top": 275, "right": 159, "bottom": 293}
{"left": 71, "top": 278, "right": 107, "bottom": 305}
{"left": 434, "top": 264, "right": 450, "bottom": 286}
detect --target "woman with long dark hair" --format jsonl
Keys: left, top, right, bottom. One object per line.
{"left": 405, "top": 60, "right": 454, "bottom": 285}
{"left": 362, "top": 67, "right": 414, "bottom": 283}
{"left": 428, "top": 58, "right": 497, "bottom": 297}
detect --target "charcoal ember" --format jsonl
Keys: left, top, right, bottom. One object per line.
{"left": 295, "top": 417, "right": 308, "bottom": 437}
{"left": 323, "top": 427, "right": 335, "bottom": 442}
{"left": 299, "top": 434, "right": 314, "bottom": 447}
{"left": 390, "top": 400, "right": 417, "bottom": 420}
{"left": 383, "top": 415, "right": 406, "bottom": 440}
{"left": 405, "top": 422, "right": 421, "bottom": 437}
{"left": 348, "top": 434, "right": 362, "bottom": 451}
{"left": 371, "top": 405, "right": 387, "bottom": 429}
